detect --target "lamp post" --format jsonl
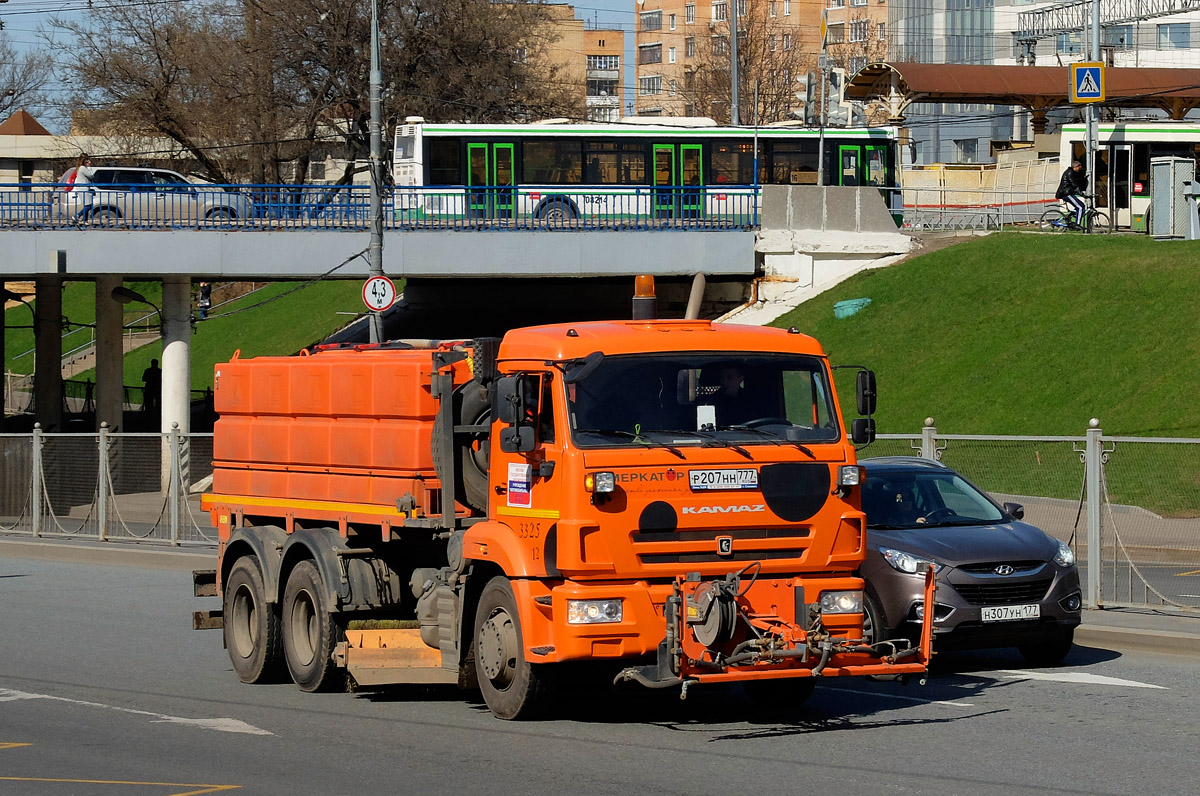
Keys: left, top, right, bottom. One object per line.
{"left": 367, "top": 0, "right": 385, "bottom": 344}
{"left": 111, "top": 286, "right": 162, "bottom": 332}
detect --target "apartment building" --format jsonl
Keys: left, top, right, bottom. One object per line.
{"left": 824, "top": 0, "right": 889, "bottom": 77}
{"left": 540, "top": 3, "right": 626, "bottom": 122}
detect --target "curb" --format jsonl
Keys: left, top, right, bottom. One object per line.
{"left": 1075, "top": 624, "right": 1200, "bottom": 657}
{"left": 0, "top": 538, "right": 213, "bottom": 571}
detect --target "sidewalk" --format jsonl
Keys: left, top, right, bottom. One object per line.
{"left": 3, "top": 535, "right": 1199, "bottom": 657}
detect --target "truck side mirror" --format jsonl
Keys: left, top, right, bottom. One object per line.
{"left": 493, "top": 376, "right": 536, "bottom": 453}
{"left": 856, "top": 369, "right": 877, "bottom": 416}
{"left": 494, "top": 376, "right": 523, "bottom": 425}
{"left": 499, "top": 425, "right": 535, "bottom": 454}
{"left": 851, "top": 417, "right": 876, "bottom": 445}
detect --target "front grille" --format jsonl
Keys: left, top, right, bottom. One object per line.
{"left": 633, "top": 527, "right": 810, "bottom": 566}
{"left": 953, "top": 578, "right": 1052, "bottom": 605}
{"left": 957, "top": 560, "right": 1044, "bottom": 575}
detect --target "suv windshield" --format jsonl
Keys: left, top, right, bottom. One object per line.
{"left": 862, "top": 469, "right": 1006, "bottom": 529}
{"left": 566, "top": 353, "right": 840, "bottom": 447}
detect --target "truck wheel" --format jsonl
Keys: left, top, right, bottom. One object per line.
{"left": 434, "top": 383, "right": 491, "bottom": 513}
{"left": 474, "top": 576, "right": 546, "bottom": 720}
{"left": 282, "top": 560, "right": 342, "bottom": 692}
{"left": 223, "top": 556, "right": 283, "bottom": 684}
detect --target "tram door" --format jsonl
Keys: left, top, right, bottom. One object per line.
{"left": 1108, "top": 145, "right": 1132, "bottom": 228}
{"left": 652, "top": 143, "right": 704, "bottom": 217}
{"left": 837, "top": 145, "right": 862, "bottom": 186}
{"left": 466, "top": 142, "right": 515, "bottom": 219}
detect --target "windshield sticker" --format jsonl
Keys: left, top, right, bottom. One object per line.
{"left": 507, "top": 463, "right": 532, "bottom": 508}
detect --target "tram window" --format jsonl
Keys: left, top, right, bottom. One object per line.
{"left": 524, "top": 141, "right": 583, "bottom": 184}
{"left": 1133, "top": 145, "right": 1149, "bottom": 195}
{"left": 711, "top": 141, "right": 755, "bottom": 184}
{"left": 767, "top": 141, "right": 818, "bottom": 184}
{"left": 428, "top": 138, "right": 461, "bottom": 184}
{"left": 583, "top": 141, "right": 646, "bottom": 184}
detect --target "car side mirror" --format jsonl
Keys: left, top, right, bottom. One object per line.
{"left": 1003, "top": 502, "right": 1025, "bottom": 520}
{"left": 493, "top": 375, "right": 536, "bottom": 453}
{"left": 499, "top": 425, "right": 535, "bottom": 454}
{"left": 494, "top": 376, "right": 523, "bottom": 425}
{"left": 856, "top": 369, "right": 877, "bottom": 416}
{"left": 851, "top": 417, "right": 876, "bottom": 445}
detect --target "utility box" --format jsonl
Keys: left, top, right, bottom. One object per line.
{"left": 1149, "top": 156, "right": 1195, "bottom": 238}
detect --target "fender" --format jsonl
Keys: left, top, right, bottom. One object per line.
{"left": 462, "top": 519, "right": 553, "bottom": 577}
{"left": 222, "top": 525, "right": 288, "bottom": 604}
{"left": 279, "top": 527, "right": 354, "bottom": 609}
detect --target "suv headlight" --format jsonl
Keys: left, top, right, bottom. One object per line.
{"left": 1053, "top": 540, "right": 1075, "bottom": 568}
{"left": 881, "top": 547, "right": 942, "bottom": 575}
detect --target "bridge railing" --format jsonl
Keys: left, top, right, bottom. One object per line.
{"left": 0, "top": 182, "right": 761, "bottom": 231}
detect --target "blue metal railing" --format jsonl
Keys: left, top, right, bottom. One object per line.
{"left": 0, "top": 182, "right": 761, "bottom": 232}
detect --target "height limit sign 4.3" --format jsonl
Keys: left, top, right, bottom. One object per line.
{"left": 362, "top": 276, "right": 397, "bottom": 312}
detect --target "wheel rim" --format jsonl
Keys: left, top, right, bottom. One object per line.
{"left": 288, "top": 588, "right": 318, "bottom": 667}
{"left": 231, "top": 583, "right": 258, "bottom": 658}
{"left": 478, "top": 607, "right": 518, "bottom": 690}
{"left": 545, "top": 208, "right": 565, "bottom": 223}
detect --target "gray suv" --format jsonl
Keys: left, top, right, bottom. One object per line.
{"left": 859, "top": 457, "right": 1082, "bottom": 665}
{"left": 58, "top": 166, "right": 252, "bottom": 226}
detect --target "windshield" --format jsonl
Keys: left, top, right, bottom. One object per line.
{"left": 862, "top": 469, "right": 1006, "bottom": 529}
{"left": 566, "top": 353, "right": 840, "bottom": 447}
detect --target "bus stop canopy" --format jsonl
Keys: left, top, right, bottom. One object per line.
{"left": 846, "top": 63, "right": 1200, "bottom": 131}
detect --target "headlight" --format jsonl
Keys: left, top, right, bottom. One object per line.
{"left": 818, "top": 590, "right": 863, "bottom": 614}
{"left": 1054, "top": 540, "right": 1075, "bottom": 568}
{"left": 567, "top": 599, "right": 623, "bottom": 624}
{"left": 838, "top": 465, "right": 864, "bottom": 487}
{"left": 880, "top": 546, "right": 942, "bottom": 575}
{"left": 584, "top": 471, "right": 616, "bottom": 493}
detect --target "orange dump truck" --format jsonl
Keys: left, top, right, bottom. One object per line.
{"left": 196, "top": 311, "right": 935, "bottom": 719}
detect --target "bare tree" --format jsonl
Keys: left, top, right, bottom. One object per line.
{"left": 49, "top": 0, "right": 580, "bottom": 183}
{"left": 683, "top": 9, "right": 813, "bottom": 125}
{"left": 0, "top": 33, "right": 53, "bottom": 121}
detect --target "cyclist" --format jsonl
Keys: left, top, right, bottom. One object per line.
{"left": 1056, "top": 159, "right": 1088, "bottom": 230}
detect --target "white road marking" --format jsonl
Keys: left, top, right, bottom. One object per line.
{"left": 827, "top": 686, "right": 975, "bottom": 707}
{"left": 0, "top": 688, "right": 273, "bottom": 735}
{"left": 997, "top": 670, "right": 1166, "bottom": 689}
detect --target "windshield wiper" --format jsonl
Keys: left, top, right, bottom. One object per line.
{"left": 719, "top": 425, "right": 816, "bottom": 458}
{"left": 574, "top": 428, "right": 685, "bottom": 459}
{"left": 661, "top": 429, "right": 753, "bottom": 460}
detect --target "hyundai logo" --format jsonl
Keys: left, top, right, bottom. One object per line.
{"left": 994, "top": 564, "right": 1015, "bottom": 576}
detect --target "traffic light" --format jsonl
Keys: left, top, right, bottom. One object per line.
{"left": 827, "top": 68, "right": 850, "bottom": 127}
{"left": 793, "top": 72, "right": 818, "bottom": 124}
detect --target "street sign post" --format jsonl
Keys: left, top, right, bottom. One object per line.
{"left": 1070, "top": 62, "right": 1105, "bottom": 103}
{"left": 362, "top": 276, "right": 397, "bottom": 313}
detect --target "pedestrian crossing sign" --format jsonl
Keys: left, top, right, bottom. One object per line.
{"left": 1070, "top": 62, "right": 1105, "bottom": 103}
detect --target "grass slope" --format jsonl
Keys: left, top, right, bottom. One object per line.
{"left": 772, "top": 232, "right": 1200, "bottom": 437}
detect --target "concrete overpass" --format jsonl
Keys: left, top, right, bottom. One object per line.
{"left": 1, "top": 186, "right": 908, "bottom": 439}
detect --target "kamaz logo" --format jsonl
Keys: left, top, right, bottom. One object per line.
{"left": 682, "top": 504, "right": 766, "bottom": 515}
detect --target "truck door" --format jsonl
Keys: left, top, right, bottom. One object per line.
{"left": 493, "top": 372, "right": 563, "bottom": 570}
{"left": 466, "top": 142, "right": 515, "bottom": 220}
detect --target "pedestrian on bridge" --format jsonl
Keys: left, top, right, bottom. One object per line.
{"left": 142, "top": 359, "right": 162, "bottom": 415}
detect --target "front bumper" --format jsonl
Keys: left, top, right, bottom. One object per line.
{"left": 527, "top": 568, "right": 937, "bottom": 689}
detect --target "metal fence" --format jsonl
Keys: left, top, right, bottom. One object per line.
{"left": 2, "top": 420, "right": 1194, "bottom": 612}
{"left": 0, "top": 428, "right": 215, "bottom": 546}
{"left": 0, "top": 182, "right": 760, "bottom": 231}
{"left": 899, "top": 187, "right": 1061, "bottom": 231}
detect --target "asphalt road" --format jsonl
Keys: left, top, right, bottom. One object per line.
{"left": 2, "top": 554, "right": 1198, "bottom": 796}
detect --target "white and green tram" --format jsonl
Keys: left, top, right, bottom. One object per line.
{"left": 392, "top": 117, "right": 898, "bottom": 223}
{"left": 1060, "top": 121, "right": 1200, "bottom": 231}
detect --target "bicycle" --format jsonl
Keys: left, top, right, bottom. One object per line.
{"left": 1039, "top": 195, "right": 1110, "bottom": 234}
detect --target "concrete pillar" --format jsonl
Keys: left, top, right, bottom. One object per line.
{"left": 95, "top": 276, "right": 124, "bottom": 432}
{"left": 160, "top": 277, "right": 191, "bottom": 436}
{"left": 34, "top": 275, "right": 63, "bottom": 432}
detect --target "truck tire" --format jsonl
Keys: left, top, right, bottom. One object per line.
{"left": 223, "top": 555, "right": 284, "bottom": 684}
{"left": 433, "top": 383, "right": 491, "bottom": 514}
{"left": 282, "top": 560, "right": 343, "bottom": 692}
{"left": 474, "top": 576, "right": 546, "bottom": 720}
